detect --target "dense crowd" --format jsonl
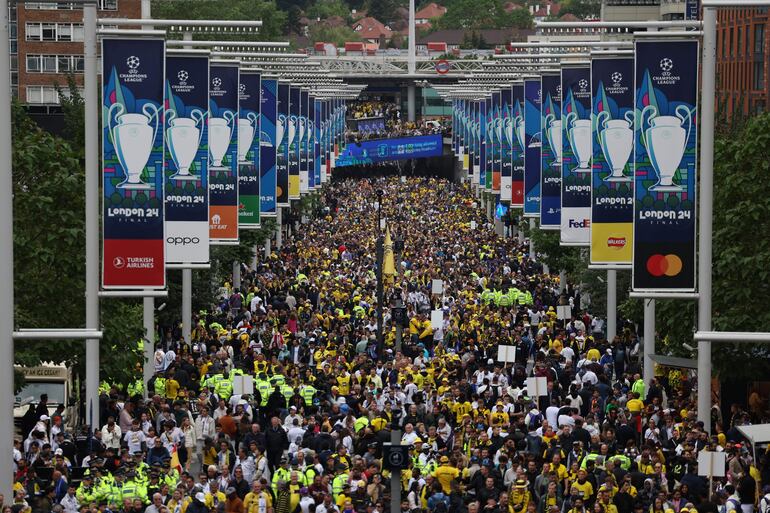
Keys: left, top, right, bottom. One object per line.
{"left": 12, "top": 177, "right": 770, "bottom": 513}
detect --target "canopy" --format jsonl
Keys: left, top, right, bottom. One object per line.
{"left": 737, "top": 424, "right": 770, "bottom": 463}
{"left": 648, "top": 354, "right": 697, "bottom": 369}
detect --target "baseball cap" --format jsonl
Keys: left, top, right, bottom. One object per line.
{"left": 195, "top": 492, "right": 206, "bottom": 502}
{"left": 40, "top": 415, "right": 50, "bottom": 421}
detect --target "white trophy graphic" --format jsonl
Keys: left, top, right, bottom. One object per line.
{"left": 288, "top": 115, "right": 297, "bottom": 152}
{"left": 108, "top": 102, "right": 161, "bottom": 189}
{"left": 504, "top": 116, "right": 514, "bottom": 150}
{"left": 209, "top": 110, "right": 236, "bottom": 168}
{"left": 165, "top": 108, "right": 206, "bottom": 180}
{"left": 565, "top": 111, "right": 592, "bottom": 173}
{"left": 238, "top": 112, "right": 258, "bottom": 162}
{"left": 276, "top": 114, "right": 286, "bottom": 151}
{"left": 298, "top": 117, "right": 307, "bottom": 155}
{"left": 544, "top": 113, "right": 562, "bottom": 167}
{"left": 495, "top": 117, "right": 504, "bottom": 153}
{"left": 596, "top": 110, "right": 634, "bottom": 182}
{"left": 513, "top": 111, "right": 525, "bottom": 151}
{"left": 640, "top": 104, "right": 692, "bottom": 192}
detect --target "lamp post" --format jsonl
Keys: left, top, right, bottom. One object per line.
{"left": 375, "top": 190, "right": 385, "bottom": 358}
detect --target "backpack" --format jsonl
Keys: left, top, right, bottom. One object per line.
{"left": 528, "top": 412, "right": 543, "bottom": 431}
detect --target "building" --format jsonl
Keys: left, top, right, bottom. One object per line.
{"left": 416, "top": 28, "right": 534, "bottom": 53}
{"left": 415, "top": 3, "right": 447, "bottom": 29}
{"left": 12, "top": 0, "right": 141, "bottom": 107}
{"left": 350, "top": 16, "right": 392, "bottom": 45}
{"left": 716, "top": 7, "right": 768, "bottom": 119}
{"left": 601, "top": 0, "right": 685, "bottom": 22}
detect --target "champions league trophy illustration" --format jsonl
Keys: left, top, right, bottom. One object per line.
{"left": 640, "top": 104, "right": 692, "bottom": 192}
{"left": 108, "top": 102, "right": 161, "bottom": 189}
{"left": 238, "top": 112, "right": 258, "bottom": 162}
{"left": 596, "top": 110, "right": 634, "bottom": 182}
{"left": 544, "top": 112, "right": 562, "bottom": 167}
{"left": 513, "top": 109, "right": 525, "bottom": 152}
{"left": 565, "top": 111, "right": 592, "bottom": 173}
{"left": 209, "top": 111, "right": 236, "bottom": 168}
{"left": 165, "top": 108, "right": 206, "bottom": 180}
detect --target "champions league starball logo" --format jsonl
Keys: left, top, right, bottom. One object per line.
{"left": 177, "top": 70, "right": 189, "bottom": 84}
{"left": 555, "top": 85, "right": 562, "bottom": 98}
{"left": 239, "top": 83, "right": 246, "bottom": 94}
{"left": 660, "top": 58, "right": 674, "bottom": 72}
{"left": 578, "top": 79, "right": 588, "bottom": 91}
{"left": 212, "top": 77, "right": 222, "bottom": 91}
{"left": 126, "top": 55, "right": 140, "bottom": 74}
{"left": 611, "top": 72, "right": 623, "bottom": 87}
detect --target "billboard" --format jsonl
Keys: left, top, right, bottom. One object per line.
{"left": 238, "top": 69, "right": 260, "bottom": 228}
{"left": 524, "top": 78, "right": 542, "bottom": 217}
{"left": 336, "top": 134, "right": 444, "bottom": 167}
{"left": 540, "top": 72, "right": 561, "bottom": 229}
{"left": 259, "top": 78, "right": 277, "bottom": 217}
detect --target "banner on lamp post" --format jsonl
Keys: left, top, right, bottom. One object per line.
{"left": 308, "top": 94, "right": 317, "bottom": 190}
{"left": 490, "top": 92, "right": 501, "bottom": 193}
{"left": 288, "top": 86, "right": 300, "bottom": 200}
{"left": 480, "top": 98, "right": 487, "bottom": 190}
{"left": 560, "top": 64, "right": 592, "bottom": 246}
{"left": 238, "top": 69, "right": 260, "bottom": 228}
{"left": 500, "top": 88, "right": 513, "bottom": 202}
{"left": 591, "top": 56, "right": 635, "bottom": 265}
{"left": 511, "top": 83, "right": 525, "bottom": 208}
{"left": 276, "top": 81, "right": 290, "bottom": 207}
{"left": 473, "top": 100, "right": 481, "bottom": 185}
{"left": 540, "top": 72, "right": 561, "bottom": 229}
{"left": 102, "top": 38, "right": 166, "bottom": 289}
{"left": 259, "top": 78, "right": 277, "bottom": 217}
{"left": 164, "top": 53, "right": 210, "bottom": 265}
{"left": 299, "top": 89, "right": 309, "bottom": 195}
{"left": 632, "top": 40, "right": 699, "bottom": 292}
{"left": 314, "top": 97, "right": 322, "bottom": 189}
{"left": 524, "top": 78, "right": 542, "bottom": 217}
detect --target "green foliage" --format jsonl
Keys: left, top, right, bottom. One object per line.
{"left": 53, "top": 75, "right": 85, "bottom": 157}
{"left": 366, "top": 0, "right": 405, "bottom": 25}
{"left": 556, "top": 0, "right": 601, "bottom": 19}
{"left": 436, "top": 0, "right": 532, "bottom": 29}
{"left": 309, "top": 23, "right": 362, "bottom": 46}
{"left": 151, "top": 0, "right": 287, "bottom": 39}
{"left": 523, "top": 217, "right": 585, "bottom": 279}
{"left": 306, "top": 0, "right": 351, "bottom": 21}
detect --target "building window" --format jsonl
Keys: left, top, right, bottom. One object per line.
{"left": 99, "top": 0, "right": 118, "bottom": 10}
{"left": 26, "top": 85, "right": 60, "bottom": 105}
{"left": 25, "top": 54, "right": 85, "bottom": 74}
{"left": 753, "top": 60, "right": 765, "bottom": 90}
{"left": 26, "top": 55, "right": 40, "bottom": 72}
{"left": 755, "top": 24, "right": 765, "bottom": 55}
{"left": 25, "top": 22, "right": 84, "bottom": 42}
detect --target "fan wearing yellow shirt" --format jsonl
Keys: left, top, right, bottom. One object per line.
{"left": 452, "top": 398, "right": 473, "bottom": 424}
{"left": 571, "top": 470, "right": 594, "bottom": 502}
{"left": 336, "top": 372, "right": 352, "bottom": 396}
{"left": 626, "top": 393, "right": 644, "bottom": 414}
{"left": 432, "top": 456, "right": 460, "bottom": 494}
{"left": 489, "top": 402, "right": 510, "bottom": 427}
{"left": 244, "top": 482, "right": 273, "bottom": 513}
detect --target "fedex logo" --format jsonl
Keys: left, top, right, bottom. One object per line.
{"left": 568, "top": 218, "right": 590, "bottom": 228}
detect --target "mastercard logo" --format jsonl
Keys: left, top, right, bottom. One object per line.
{"left": 646, "top": 254, "right": 683, "bottom": 277}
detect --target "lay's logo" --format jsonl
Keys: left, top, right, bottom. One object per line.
{"left": 607, "top": 237, "right": 627, "bottom": 248}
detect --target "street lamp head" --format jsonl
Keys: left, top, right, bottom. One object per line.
{"left": 376, "top": 189, "right": 384, "bottom": 198}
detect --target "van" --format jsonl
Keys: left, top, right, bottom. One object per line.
{"left": 14, "top": 363, "right": 77, "bottom": 431}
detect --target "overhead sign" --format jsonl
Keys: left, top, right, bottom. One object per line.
{"left": 524, "top": 78, "right": 542, "bottom": 217}
{"left": 591, "top": 56, "right": 634, "bottom": 265}
{"left": 540, "top": 72, "right": 561, "bottom": 230}
{"left": 560, "top": 65, "right": 592, "bottom": 246}
{"left": 335, "top": 135, "right": 443, "bottom": 167}
{"left": 102, "top": 37, "right": 166, "bottom": 289}
{"left": 632, "top": 40, "right": 698, "bottom": 292}
{"left": 208, "top": 62, "right": 239, "bottom": 242}
{"left": 164, "top": 53, "right": 210, "bottom": 265}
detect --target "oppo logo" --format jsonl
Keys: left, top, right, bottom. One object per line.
{"left": 167, "top": 236, "right": 200, "bottom": 246}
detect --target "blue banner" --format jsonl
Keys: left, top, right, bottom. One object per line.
{"left": 511, "top": 83, "right": 525, "bottom": 208}
{"left": 314, "top": 98, "right": 322, "bottom": 188}
{"left": 591, "top": 57, "right": 635, "bottom": 265}
{"left": 298, "top": 89, "right": 308, "bottom": 194}
{"left": 238, "top": 70, "right": 260, "bottom": 228}
{"left": 633, "top": 40, "right": 699, "bottom": 292}
{"left": 480, "top": 99, "right": 487, "bottom": 189}
{"left": 473, "top": 100, "right": 480, "bottom": 184}
{"left": 276, "top": 82, "right": 289, "bottom": 206}
{"left": 336, "top": 134, "right": 444, "bottom": 167}
{"left": 164, "top": 53, "right": 209, "bottom": 265}
{"left": 288, "top": 86, "right": 300, "bottom": 199}
{"left": 561, "top": 65, "right": 592, "bottom": 245}
{"left": 259, "top": 78, "right": 277, "bottom": 217}
{"left": 102, "top": 38, "right": 166, "bottom": 288}
{"left": 500, "top": 88, "right": 513, "bottom": 202}
{"left": 540, "top": 72, "right": 561, "bottom": 229}
{"left": 308, "top": 94, "right": 316, "bottom": 191}
{"left": 524, "top": 78, "right": 541, "bottom": 217}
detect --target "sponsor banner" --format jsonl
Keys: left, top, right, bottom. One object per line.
{"left": 500, "top": 88, "right": 513, "bottom": 202}
{"left": 560, "top": 65, "right": 592, "bottom": 245}
{"left": 320, "top": 100, "right": 328, "bottom": 183}
{"left": 524, "top": 78, "right": 542, "bottom": 217}
{"left": 276, "top": 82, "right": 290, "bottom": 206}
{"left": 299, "top": 89, "right": 309, "bottom": 194}
{"left": 308, "top": 94, "right": 317, "bottom": 190}
{"left": 511, "top": 83, "right": 525, "bottom": 208}
{"left": 472, "top": 100, "right": 480, "bottom": 185}
{"left": 288, "top": 86, "right": 300, "bottom": 199}
{"left": 313, "top": 97, "right": 322, "bottom": 189}
{"left": 464, "top": 99, "right": 472, "bottom": 179}
{"left": 591, "top": 56, "right": 635, "bottom": 264}
{"left": 259, "top": 78, "right": 277, "bottom": 217}
{"left": 337, "top": 135, "right": 443, "bottom": 166}
{"left": 208, "top": 62, "right": 239, "bottom": 242}
{"left": 492, "top": 91, "right": 501, "bottom": 193}
{"left": 164, "top": 53, "right": 210, "bottom": 264}
{"left": 540, "top": 72, "right": 562, "bottom": 229}
{"left": 238, "top": 69, "right": 260, "bottom": 228}
{"left": 633, "top": 40, "right": 699, "bottom": 291}
{"left": 479, "top": 99, "right": 487, "bottom": 189}
{"left": 102, "top": 38, "right": 166, "bottom": 288}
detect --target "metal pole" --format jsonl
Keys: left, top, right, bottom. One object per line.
{"left": 408, "top": 0, "right": 416, "bottom": 75}
{"left": 643, "top": 298, "right": 656, "bottom": 388}
{"left": 698, "top": 6, "right": 717, "bottom": 429}
{"left": 84, "top": 0, "right": 101, "bottom": 430}
{"left": 607, "top": 269, "right": 617, "bottom": 341}
{"left": 529, "top": 218, "right": 535, "bottom": 260}
{"left": 182, "top": 268, "right": 192, "bottom": 345}
{"left": 264, "top": 237, "right": 271, "bottom": 258}
{"left": 390, "top": 429, "right": 403, "bottom": 513}
{"left": 142, "top": 297, "right": 154, "bottom": 397}
{"left": 233, "top": 261, "right": 241, "bottom": 290}
{"left": 0, "top": 0, "right": 16, "bottom": 499}
{"left": 276, "top": 208, "right": 283, "bottom": 249}
{"left": 407, "top": 84, "right": 416, "bottom": 123}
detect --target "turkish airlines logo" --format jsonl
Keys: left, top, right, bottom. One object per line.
{"left": 113, "top": 256, "right": 126, "bottom": 269}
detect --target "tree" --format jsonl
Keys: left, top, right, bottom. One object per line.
{"left": 435, "top": 0, "right": 532, "bottom": 29}
{"left": 557, "top": 0, "right": 601, "bottom": 19}
{"left": 305, "top": 0, "right": 351, "bottom": 22}
{"left": 308, "top": 23, "right": 362, "bottom": 46}
{"left": 366, "top": 0, "right": 403, "bottom": 25}
{"left": 151, "top": 0, "right": 287, "bottom": 39}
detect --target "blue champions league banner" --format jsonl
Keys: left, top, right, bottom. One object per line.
{"left": 500, "top": 88, "right": 513, "bottom": 202}
{"left": 633, "top": 40, "right": 699, "bottom": 292}
{"left": 485, "top": 96, "right": 494, "bottom": 192}
{"left": 561, "top": 65, "right": 592, "bottom": 246}
{"left": 524, "top": 78, "right": 542, "bottom": 217}
{"left": 511, "top": 83, "right": 525, "bottom": 208}
{"left": 320, "top": 100, "right": 328, "bottom": 183}
{"left": 299, "top": 89, "right": 308, "bottom": 194}
{"left": 491, "top": 92, "right": 501, "bottom": 193}
{"left": 336, "top": 134, "right": 444, "bottom": 167}
{"left": 591, "top": 57, "right": 635, "bottom": 265}
{"left": 102, "top": 38, "right": 166, "bottom": 289}
{"left": 164, "top": 53, "right": 209, "bottom": 265}
{"left": 540, "top": 72, "right": 561, "bottom": 230}
{"left": 238, "top": 70, "right": 260, "bottom": 228}
{"left": 314, "top": 98, "right": 322, "bottom": 189}
{"left": 288, "top": 86, "right": 300, "bottom": 199}
{"left": 472, "top": 100, "right": 480, "bottom": 185}
{"left": 208, "top": 62, "right": 239, "bottom": 243}
{"left": 276, "top": 82, "right": 289, "bottom": 206}
{"left": 308, "top": 94, "right": 316, "bottom": 190}
{"left": 259, "top": 78, "right": 277, "bottom": 217}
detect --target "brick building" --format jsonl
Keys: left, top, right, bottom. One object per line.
{"left": 11, "top": 0, "right": 141, "bottom": 106}
{"left": 716, "top": 7, "right": 769, "bottom": 119}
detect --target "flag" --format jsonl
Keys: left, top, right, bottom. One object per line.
{"left": 169, "top": 444, "right": 183, "bottom": 474}
{"left": 383, "top": 226, "right": 395, "bottom": 281}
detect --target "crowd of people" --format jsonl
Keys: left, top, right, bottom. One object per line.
{"left": 345, "top": 100, "right": 448, "bottom": 139}
{"left": 12, "top": 177, "right": 770, "bottom": 513}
